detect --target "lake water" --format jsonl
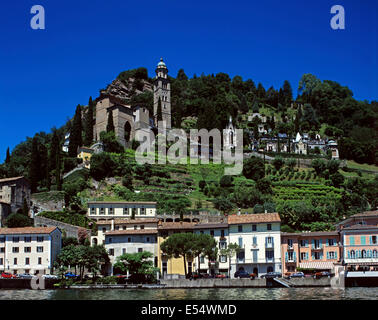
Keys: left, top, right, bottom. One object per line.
{"left": 0, "top": 287, "right": 377, "bottom": 300}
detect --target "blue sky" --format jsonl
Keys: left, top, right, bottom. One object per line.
{"left": 0, "top": 0, "right": 377, "bottom": 162}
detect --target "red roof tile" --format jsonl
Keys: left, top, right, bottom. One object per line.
{"left": 227, "top": 213, "right": 281, "bottom": 225}
{"left": 0, "top": 227, "right": 58, "bottom": 235}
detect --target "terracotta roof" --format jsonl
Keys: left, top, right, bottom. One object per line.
{"left": 193, "top": 223, "right": 228, "bottom": 229}
{"left": 87, "top": 201, "right": 156, "bottom": 205}
{"left": 96, "top": 218, "right": 159, "bottom": 225}
{"left": 350, "top": 211, "right": 378, "bottom": 218}
{"left": 158, "top": 222, "right": 196, "bottom": 230}
{"left": 0, "top": 227, "right": 58, "bottom": 235}
{"left": 342, "top": 224, "right": 378, "bottom": 231}
{"left": 281, "top": 231, "right": 339, "bottom": 237}
{"left": 105, "top": 229, "right": 158, "bottom": 236}
{"left": 227, "top": 213, "right": 281, "bottom": 225}
{"left": 0, "top": 176, "right": 26, "bottom": 183}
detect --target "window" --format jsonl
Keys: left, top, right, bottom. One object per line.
{"left": 109, "top": 249, "right": 114, "bottom": 256}
{"left": 328, "top": 239, "right": 335, "bottom": 246}
{"left": 361, "top": 236, "right": 366, "bottom": 245}
{"left": 287, "top": 251, "right": 294, "bottom": 261}
{"left": 313, "top": 240, "right": 321, "bottom": 249}
{"left": 140, "top": 225, "right": 145, "bottom": 230}
{"left": 102, "top": 228, "right": 106, "bottom": 233}
{"left": 108, "top": 238, "right": 112, "bottom": 244}
{"left": 300, "top": 240, "right": 308, "bottom": 247}
{"left": 37, "top": 236, "right": 44, "bottom": 242}
{"left": 140, "top": 208, "right": 146, "bottom": 215}
{"left": 14, "top": 258, "right": 17, "bottom": 265}
{"left": 108, "top": 207, "right": 114, "bottom": 215}
{"left": 123, "top": 208, "right": 129, "bottom": 215}
{"left": 13, "top": 237, "right": 19, "bottom": 243}
{"left": 219, "top": 241, "right": 227, "bottom": 250}
{"left": 372, "top": 236, "right": 377, "bottom": 244}
{"left": 146, "top": 237, "right": 150, "bottom": 243}
{"left": 238, "top": 237, "right": 243, "bottom": 247}
{"left": 122, "top": 248, "right": 126, "bottom": 255}
{"left": 91, "top": 207, "right": 96, "bottom": 215}
{"left": 266, "top": 251, "right": 274, "bottom": 259}
{"left": 138, "top": 248, "right": 143, "bottom": 253}
{"left": 0, "top": 258, "right": 3, "bottom": 265}
{"left": 210, "top": 230, "right": 214, "bottom": 237}
{"left": 252, "top": 224, "right": 257, "bottom": 231}
{"left": 220, "top": 255, "right": 227, "bottom": 263}
{"left": 0, "top": 237, "right": 4, "bottom": 243}
{"left": 12, "top": 247, "right": 19, "bottom": 253}
{"left": 288, "top": 239, "right": 293, "bottom": 248}
{"left": 0, "top": 248, "right": 4, "bottom": 253}
{"left": 328, "top": 251, "right": 336, "bottom": 259}
{"left": 24, "top": 237, "right": 31, "bottom": 243}
{"left": 252, "top": 236, "right": 257, "bottom": 245}
{"left": 238, "top": 225, "right": 243, "bottom": 232}
{"left": 267, "top": 224, "right": 272, "bottom": 231}
{"left": 313, "top": 252, "right": 321, "bottom": 260}
{"left": 237, "top": 251, "right": 245, "bottom": 261}
{"left": 100, "top": 207, "right": 105, "bottom": 215}
{"left": 221, "top": 230, "right": 225, "bottom": 238}
{"left": 128, "top": 237, "right": 132, "bottom": 243}
{"left": 25, "top": 258, "right": 30, "bottom": 265}
{"left": 37, "top": 246, "right": 43, "bottom": 253}
{"left": 115, "top": 226, "right": 119, "bottom": 231}
{"left": 300, "top": 252, "right": 308, "bottom": 260}
{"left": 24, "top": 247, "right": 31, "bottom": 253}
{"left": 134, "top": 225, "right": 137, "bottom": 230}
{"left": 349, "top": 236, "right": 355, "bottom": 245}
{"left": 350, "top": 250, "right": 356, "bottom": 259}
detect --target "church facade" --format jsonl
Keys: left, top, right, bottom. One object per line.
{"left": 93, "top": 58, "right": 171, "bottom": 147}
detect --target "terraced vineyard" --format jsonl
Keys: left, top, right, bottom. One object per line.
{"left": 273, "top": 181, "right": 343, "bottom": 205}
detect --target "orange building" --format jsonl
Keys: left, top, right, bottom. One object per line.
{"left": 281, "top": 232, "right": 341, "bottom": 275}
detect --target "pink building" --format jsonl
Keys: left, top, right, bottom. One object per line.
{"left": 281, "top": 232, "right": 341, "bottom": 275}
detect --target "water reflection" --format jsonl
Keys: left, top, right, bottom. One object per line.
{"left": 0, "top": 288, "right": 377, "bottom": 300}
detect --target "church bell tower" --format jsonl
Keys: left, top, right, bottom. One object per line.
{"left": 153, "top": 58, "right": 171, "bottom": 129}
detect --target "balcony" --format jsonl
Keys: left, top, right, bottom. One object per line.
{"left": 265, "top": 257, "right": 274, "bottom": 263}
{"left": 265, "top": 242, "right": 274, "bottom": 249}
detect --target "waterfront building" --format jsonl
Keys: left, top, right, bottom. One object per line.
{"left": 0, "top": 227, "right": 61, "bottom": 275}
{"left": 340, "top": 224, "right": 378, "bottom": 272}
{"left": 193, "top": 222, "right": 229, "bottom": 275}
{"left": 87, "top": 201, "right": 157, "bottom": 221}
{"left": 228, "top": 213, "right": 281, "bottom": 278}
{"left": 336, "top": 211, "right": 378, "bottom": 231}
{"left": 104, "top": 227, "right": 158, "bottom": 275}
{"left": 281, "top": 232, "right": 341, "bottom": 275}
{"left": 157, "top": 222, "right": 196, "bottom": 278}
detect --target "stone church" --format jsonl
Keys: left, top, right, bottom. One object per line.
{"left": 93, "top": 58, "right": 171, "bottom": 147}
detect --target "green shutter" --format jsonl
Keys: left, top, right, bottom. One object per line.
{"left": 335, "top": 251, "right": 337, "bottom": 260}
{"left": 327, "top": 252, "right": 329, "bottom": 259}
{"left": 285, "top": 252, "right": 288, "bottom": 262}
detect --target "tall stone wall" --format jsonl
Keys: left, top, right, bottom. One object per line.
{"left": 34, "top": 215, "right": 91, "bottom": 239}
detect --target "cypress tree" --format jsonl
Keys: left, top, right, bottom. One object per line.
{"left": 106, "top": 110, "right": 115, "bottom": 133}
{"left": 22, "top": 198, "right": 29, "bottom": 216}
{"left": 84, "top": 96, "right": 94, "bottom": 146}
{"left": 68, "top": 104, "right": 83, "bottom": 157}
{"left": 5, "top": 147, "right": 10, "bottom": 164}
{"left": 56, "top": 149, "right": 62, "bottom": 191}
{"left": 156, "top": 97, "right": 163, "bottom": 123}
{"left": 29, "top": 137, "right": 40, "bottom": 193}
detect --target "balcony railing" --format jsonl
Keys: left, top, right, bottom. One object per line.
{"left": 265, "top": 243, "right": 274, "bottom": 249}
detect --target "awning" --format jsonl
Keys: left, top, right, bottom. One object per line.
{"left": 299, "top": 261, "right": 335, "bottom": 270}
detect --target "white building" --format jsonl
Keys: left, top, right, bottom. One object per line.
{"left": 0, "top": 227, "right": 62, "bottom": 275}
{"left": 193, "top": 222, "right": 229, "bottom": 275}
{"left": 104, "top": 228, "right": 158, "bottom": 275}
{"left": 87, "top": 201, "right": 157, "bottom": 221}
{"left": 228, "top": 213, "right": 282, "bottom": 277}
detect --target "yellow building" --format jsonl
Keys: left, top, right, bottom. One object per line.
{"left": 157, "top": 222, "right": 196, "bottom": 278}
{"left": 77, "top": 147, "right": 94, "bottom": 169}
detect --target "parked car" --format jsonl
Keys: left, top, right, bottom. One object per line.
{"left": 64, "top": 272, "right": 78, "bottom": 278}
{"left": 215, "top": 274, "right": 227, "bottom": 279}
{"left": 289, "top": 272, "right": 305, "bottom": 279}
{"left": 234, "top": 270, "right": 252, "bottom": 278}
{"left": 261, "top": 272, "right": 282, "bottom": 278}
{"left": 314, "top": 271, "right": 332, "bottom": 279}
{"left": 42, "top": 274, "right": 58, "bottom": 279}
{"left": 18, "top": 273, "right": 33, "bottom": 279}
{"left": 1, "top": 272, "right": 17, "bottom": 279}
